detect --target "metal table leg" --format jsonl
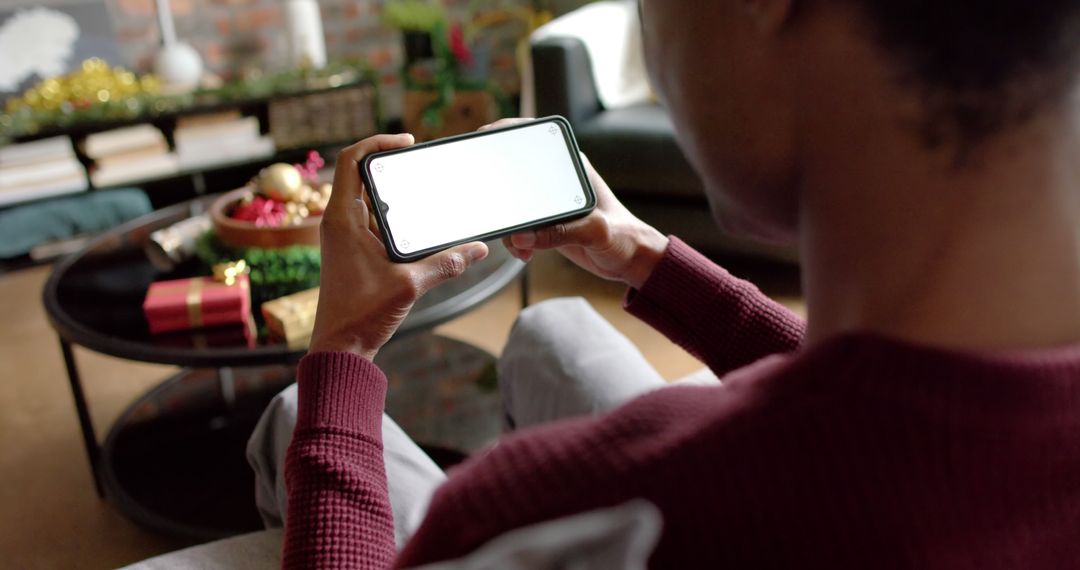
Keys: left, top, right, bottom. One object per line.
{"left": 519, "top": 263, "right": 530, "bottom": 308}
{"left": 219, "top": 367, "right": 237, "bottom": 408}
{"left": 59, "top": 337, "right": 103, "bottom": 497}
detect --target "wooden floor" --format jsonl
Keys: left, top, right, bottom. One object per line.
{"left": 0, "top": 248, "right": 802, "bottom": 569}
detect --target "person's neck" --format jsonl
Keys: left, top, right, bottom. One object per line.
{"left": 798, "top": 103, "right": 1080, "bottom": 351}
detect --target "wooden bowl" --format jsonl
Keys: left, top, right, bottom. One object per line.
{"left": 210, "top": 186, "right": 321, "bottom": 249}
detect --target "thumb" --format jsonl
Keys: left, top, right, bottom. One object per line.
{"left": 412, "top": 242, "right": 489, "bottom": 294}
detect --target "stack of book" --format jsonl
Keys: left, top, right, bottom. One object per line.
{"left": 84, "top": 125, "right": 180, "bottom": 188}
{"left": 174, "top": 112, "right": 276, "bottom": 170}
{"left": 0, "top": 136, "right": 89, "bottom": 207}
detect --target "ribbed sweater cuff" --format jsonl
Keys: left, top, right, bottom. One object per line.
{"left": 296, "top": 351, "right": 387, "bottom": 438}
{"left": 625, "top": 236, "right": 726, "bottom": 335}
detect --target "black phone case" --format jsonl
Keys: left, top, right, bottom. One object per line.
{"left": 359, "top": 116, "right": 597, "bottom": 263}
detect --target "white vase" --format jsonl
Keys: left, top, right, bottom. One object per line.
{"left": 154, "top": 42, "right": 203, "bottom": 91}
{"left": 285, "top": 0, "right": 327, "bottom": 69}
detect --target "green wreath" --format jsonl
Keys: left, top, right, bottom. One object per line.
{"left": 195, "top": 231, "right": 321, "bottom": 312}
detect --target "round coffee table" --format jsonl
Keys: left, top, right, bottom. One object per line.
{"left": 42, "top": 196, "right": 526, "bottom": 540}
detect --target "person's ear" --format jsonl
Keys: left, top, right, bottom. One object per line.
{"left": 743, "top": 0, "right": 795, "bottom": 34}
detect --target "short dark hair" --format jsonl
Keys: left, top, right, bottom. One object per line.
{"left": 850, "top": 0, "right": 1080, "bottom": 153}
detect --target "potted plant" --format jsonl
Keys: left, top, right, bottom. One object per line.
{"left": 383, "top": 0, "right": 501, "bottom": 140}
{"left": 383, "top": 0, "right": 446, "bottom": 64}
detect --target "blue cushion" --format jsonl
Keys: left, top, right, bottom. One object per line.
{"left": 0, "top": 188, "right": 152, "bottom": 258}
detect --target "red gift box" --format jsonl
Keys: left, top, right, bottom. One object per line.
{"left": 142, "top": 275, "right": 252, "bottom": 334}
{"left": 150, "top": 318, "right": 257, "bottom": 349}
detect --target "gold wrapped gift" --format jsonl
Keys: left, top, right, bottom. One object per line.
{"left": 261, "top": 287, "right": 319, "bottom": 348}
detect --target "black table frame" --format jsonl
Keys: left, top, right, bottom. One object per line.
{"left": 42, "top": 198, "right": 529, "bottom": 507}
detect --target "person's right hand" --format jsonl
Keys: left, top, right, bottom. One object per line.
{"left": 486, "top": 119, "right": 670, "bottom": 290}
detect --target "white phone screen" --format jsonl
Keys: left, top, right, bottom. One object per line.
{"left": 365, "top": 120, "right": 591, "bottom": 256}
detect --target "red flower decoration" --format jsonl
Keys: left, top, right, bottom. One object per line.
{"left": 231, "top": 196, "right": 287, "bottom": 227}
{"left": 295, "top": 150, "right": 325, "bottom": 182}
{"left": 449, "top": 22, "right": 473, "bottom": 66}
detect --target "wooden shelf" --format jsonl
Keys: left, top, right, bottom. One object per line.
{"left": 4, "top": 80, "right": 380, "bottom": 210}
{"left": 11, "top": 80, "right": 377, "bottom": 145}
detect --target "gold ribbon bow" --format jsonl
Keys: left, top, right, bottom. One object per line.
{"left": 213, "top": 260, "right": 249, "bottom": 286}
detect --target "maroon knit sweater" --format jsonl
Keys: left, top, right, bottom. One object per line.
{"left": 283, "top": 237, "right": 1080, "bottom": 569}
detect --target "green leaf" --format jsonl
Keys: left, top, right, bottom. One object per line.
{"left": 383, "top": 0, "right": 448, "bottom": 32}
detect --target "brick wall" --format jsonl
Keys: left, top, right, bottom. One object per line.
{"left": 108, "top": 0, "right": 531, "bottom": 118}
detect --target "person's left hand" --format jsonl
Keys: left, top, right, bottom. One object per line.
{"left": 308, "top": 134, "right": 490, "bottom": 360}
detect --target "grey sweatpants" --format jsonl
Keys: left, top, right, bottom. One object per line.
{"left": 246, "top": 297, "right": 718, "bottom": 549}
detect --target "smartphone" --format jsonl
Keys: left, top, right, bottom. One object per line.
{"left": 359, "top": 116, "right": 596, "bottom": 262}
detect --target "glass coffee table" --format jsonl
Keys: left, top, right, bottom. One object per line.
{"left": 42, "top": 196, "right": 526, "bottom": 540}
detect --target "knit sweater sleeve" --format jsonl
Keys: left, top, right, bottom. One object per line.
{"left": 625, "top": 236, "right": 805, "bottom": 375}
{"left": 282, "top": 352, "right": 396, "bottom": 569}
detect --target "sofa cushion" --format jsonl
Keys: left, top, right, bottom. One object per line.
{"left": 0, "top": 187, "right": 151, "bottom": 259}
{"left": 575, "top": 104, "right": 705, "bottom": 200}
{"left": 118, "top": 529, "right": 282, "bottom": 569}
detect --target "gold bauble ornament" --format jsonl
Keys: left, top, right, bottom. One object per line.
{"left": 295, "top": 184, "right": 313, "bottom": 205}
{"left": 304, "top": 182, "right": 332, "bottom": 214}
{"left": 306, "top": 190, "right": 330, "bottom": 214}
{"left": 259, "top": 164, "right": 304, "bottom": 202}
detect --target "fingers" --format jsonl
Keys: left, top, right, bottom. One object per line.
{"left": 411, "top": 242, "right": 490, "bottom": 295}
{"left": 368, "top": 209, "right": 381, "bottom": 236}
{"left": 511, "top": 216, "right": 605, "bottom": 251}
{"left": 578, "top": 152, "right": 619, "bottom": 209}
{"left": 325, "top": 133, "right": 415, "bottom": 223}
{"left": 580, "top": 152, "right": 601, "bottom": 185}
{"left": 501, "top": 236, "right": 534, "bottom": 262}
{"left": 320, "top": 187, "right": 384, "bottom": 254}
{"left": 478, "top": 117, "right": 535, "bottom": 131}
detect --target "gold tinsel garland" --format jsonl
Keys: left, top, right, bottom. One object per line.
{"left": 0, "top": 58, "right": 171, "bottom": 143}
{"left": 0, "top": 58, "right": 373, "bottom": 144}
{"left": 4, "top": 58, "right": 160, "bottom": 115}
